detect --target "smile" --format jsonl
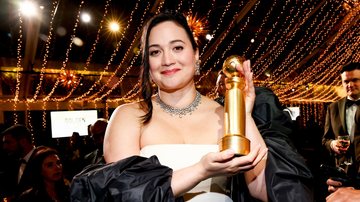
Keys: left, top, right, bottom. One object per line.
{"left": 161, "top": 68, "right": 180, "bottom": 75}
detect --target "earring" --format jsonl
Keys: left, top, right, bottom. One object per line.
{"left": 195, "top": 60, "right": 201, "bottom": 75}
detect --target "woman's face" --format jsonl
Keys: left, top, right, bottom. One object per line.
{"left": 148, "top": 21, "right": 199, "bottom": 91}
{"left": 41, "top": 154, "right": 63, "bottom": 182}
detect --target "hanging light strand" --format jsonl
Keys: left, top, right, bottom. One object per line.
{"left": 42, "top": 0, "right": 86, "bottom": 102}
{"left": 52, "top": 0, "right": 113, "bottom": 101}
{"left": 13, "top": 8, "right": 25, "bottom": 124}
{"left": 197, "top": 0, "right": 261, "bottom": 84}
{"left": 254, "top": 0, "right": 318, "bottom": 79}
{"left": 252, "top": 0, "right": 307, "bottom": 76}
{"left": 31, "top": 0, "right": 59, "bottom": 101}
{"left": 278, "top": 11, "right": 359, "bottom": 101}
{"left": 266, "top": 1, "right": 340, "bottom": 86}
{"left": 243, "top": 0, "right": 278, "bottom": 55}
{"left": 72, "top": 0, "right": 147, "bottom": 102}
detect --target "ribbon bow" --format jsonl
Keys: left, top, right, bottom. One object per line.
{"left": 345, "top": 99, "right": 360, "bottom": 107}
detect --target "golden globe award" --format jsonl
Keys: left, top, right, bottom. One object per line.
{"left": 219, "top": 55, "right": 250, "bottom": 156}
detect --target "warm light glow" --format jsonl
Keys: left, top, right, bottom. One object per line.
{"left": 186, "top": 13, "right": 207, "bottom": 40}
{"left": 109, "top": 21, "right": 120, "bottom": 32}
{"left": 73, "top": 37, "right": 84, "bottom": 46}
{"left": 19, "top": 1, "right": 38, "bottom": 17}
{"left": 81, "top": 12, "right": 91, "bottom": 23}
{"left": 205, "top": 34, "right": 213, "bottom": 41}
{"left": 60, "top": 70, "right": 78, "bottom": 88}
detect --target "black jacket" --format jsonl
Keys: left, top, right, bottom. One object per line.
{"left": 70, "top": 155, "right": 182, "bottom": 202}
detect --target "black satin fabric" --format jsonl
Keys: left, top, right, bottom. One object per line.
{"left": 230, "top": 87, "right": 314, "bottom": 202}
{"left": 70, "top": 155, "right": 183, "bottom": 202}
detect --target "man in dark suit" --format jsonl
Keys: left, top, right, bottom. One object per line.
{"left": 1, "top": 124, "right": 40, "bottom": 199}
{"left": 322, "top": 62, "right": 360, "bottom": 190}
{"left": 83, "top": 118, "right": 108, "bottom": 167}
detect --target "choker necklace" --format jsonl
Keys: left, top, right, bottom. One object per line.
{"left": 156, "top": 91, "right": 202, "bottom": 118}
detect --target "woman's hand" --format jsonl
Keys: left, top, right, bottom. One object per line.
{"left": 326, "top": 187, "right": 360, "bottom": 202}
{"left": 198, "top": 144, "right": 266, "bottom": 178}
{"left": 327, "top": 178, "right": 345, "bottom": 193}
{"left": 235, "top": 60, "right": 255, "bottom": 115}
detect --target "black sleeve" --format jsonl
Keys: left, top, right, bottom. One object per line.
{"left": 253, "top": 87, "right": 314, "bottom": 202}
{"left": 70, "top": 155, "right": 183, "bottom": 202}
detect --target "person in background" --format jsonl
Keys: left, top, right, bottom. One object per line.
{"left": 1, "top": 124, "right": 41, "bottom": 199}
{"left": 325, "top": 97, "right": 360, "bottom": 201}
{"left": 65, "top": 132, "right": 85, "bottom": 179}
{"left": 83, "top": 118, "right": 108, "bottom": 166}
{"left": 15, "top": 146, "right": 70, "bottom": 202}
{"left": 103, "top": 11, "right": 268, "bottom": 201}
{"left": 322, "top": 62, "right": 360, "bottom": 186}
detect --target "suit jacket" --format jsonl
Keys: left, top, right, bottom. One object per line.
{"left": 17, "top": 147, "right": 42, "bottom": 195}
{"left": 322, "top": 97, "right": 359, "bottom": 176}
{"left": 353, "top": 108, "right": 360, "bottom": 173}
{"left": 83, "top": 149, "right": 104, "bottom": 167}
{"left": 322, "top": 97, "right": 348, "bottom": 156}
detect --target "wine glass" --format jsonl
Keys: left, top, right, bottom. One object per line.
{"left": 336, "top": 135, "right": 352, "bottom": 172}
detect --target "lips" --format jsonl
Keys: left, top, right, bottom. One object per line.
{"left": 161, "top": 68, "right": 180, "bottom": 75}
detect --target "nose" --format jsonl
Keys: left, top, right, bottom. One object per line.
{"left": 56, "top": 162, "right": 63, "bottom": 170}
{"left": 161, "top": 50, "right": 175, "bottom": 66}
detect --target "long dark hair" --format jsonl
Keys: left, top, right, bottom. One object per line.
{"left": 139, "top": 11, "right": 198, "bottom": 124}
{"left": 26, "top": 147, "right": 69, "bottom": 200}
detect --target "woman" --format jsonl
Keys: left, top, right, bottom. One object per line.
{"left": 16, "top": 147, "right": 70, "bottom": 202}
{"left": 103, "top": 11, "right": 268, "bottom": 201}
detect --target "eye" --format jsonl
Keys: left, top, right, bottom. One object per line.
{"left": 149, "top": 49, "right": 160, "bottom": 56}
{"left": 173, "top": 46, "right": 183, "bottom": 52}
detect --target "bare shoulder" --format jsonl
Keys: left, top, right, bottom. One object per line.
{"left": 111, "top": 101, "right": 145, "bottom": 120}
{"left": 104, "top": 101, "right": 145, "bottom": 162}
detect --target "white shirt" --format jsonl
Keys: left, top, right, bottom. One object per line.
{"left": 345, "top": 97, "right": 359, "bottom": 142}
{"left": 18, "top": 147, "right": 36, "bottom": 183}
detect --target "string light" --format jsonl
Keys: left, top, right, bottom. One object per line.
{"left": 43, "top": 0, "right": 86, "bottom": 102}
{"left": 3, "top": 0, "right": 358, "bottom": 134}
{"left": 42, "top": 101, "right": 47, "bottom": 130}
{"left": 71, "top": 0, "right": 145, "bottom": 102}
{"left": 31, "top": 0, "right": 59, "bottom": 101}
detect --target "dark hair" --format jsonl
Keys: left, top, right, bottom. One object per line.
{"left": 139, "top": 11, "right": 198, "bottom": 124}
{"left": 340, "top": 62, "right": 360, "bottom": 73}
{"left": 27, "top": 147, "right": 68, "bottom": 198}
{"left": 1, "top": 124, "right": 32, "bottom": 143}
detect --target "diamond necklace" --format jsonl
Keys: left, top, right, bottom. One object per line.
{"left": 155, "top": 91, "right": 202, "bottom": 118}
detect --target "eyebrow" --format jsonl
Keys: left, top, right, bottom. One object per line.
{"left": 148, "top": 39, "right": 185, "bottom": 48}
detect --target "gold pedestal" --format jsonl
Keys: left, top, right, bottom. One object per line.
{"left": 219, "top": 134, "right": 250, "bottom": 156}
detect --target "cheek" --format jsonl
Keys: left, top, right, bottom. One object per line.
{"left": 41, "top": 167, "right": 53, "bottom": 178}
{"left": 149, "top": 57, "right": 160, "bottom": 70}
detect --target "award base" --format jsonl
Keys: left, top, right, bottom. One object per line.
{"left": 219, "top": 135, "right": 250, "bottom": 156}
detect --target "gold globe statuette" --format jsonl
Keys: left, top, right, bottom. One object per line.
{"left": 219, "top": 55, "right": 250, "bottom": 156}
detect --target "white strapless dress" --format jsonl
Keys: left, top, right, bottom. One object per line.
{"left": 140, "top": 144, "right": 233, "bottom": 202}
